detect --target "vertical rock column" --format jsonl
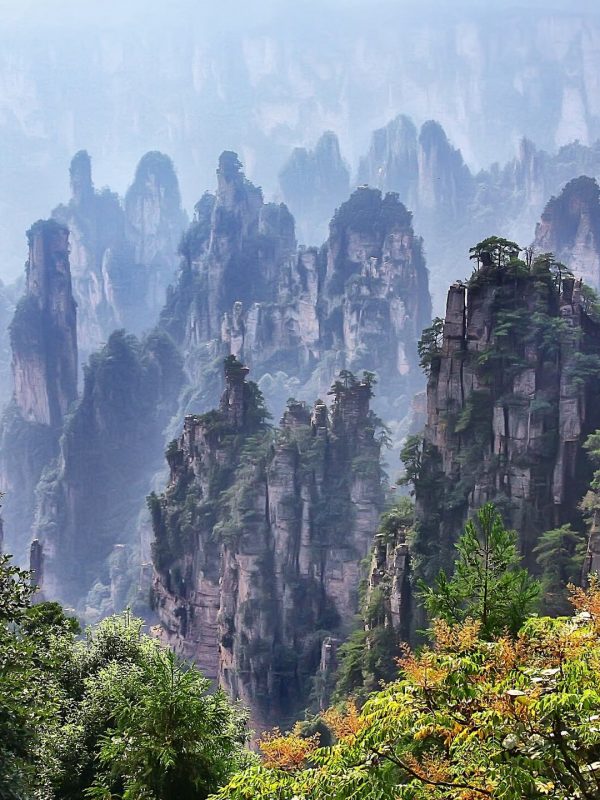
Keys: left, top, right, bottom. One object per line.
{"left": 0, "top": 219, "right": 78, "bottom": 564}
{"left": 12, "top": 220, "right": 78, "bottom": 427}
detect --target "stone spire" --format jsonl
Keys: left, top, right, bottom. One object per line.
{"left": 11, "top": 219, "right": 78, "bottom": 428}
{"left": 219, "top": 356, "right": 250, "bottom": 430}
{"left": 69, "top": 150, "right": 93, "bottom": 206}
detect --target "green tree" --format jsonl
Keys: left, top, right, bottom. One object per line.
{"left": 37, "top": 613, "right": 249, "bottom": 800}
{"left": 334, "top": 499, "right": 414, "bottom": 703}
{"left": 213, "top": 584, "right": 600, "bottom": 800}
{"left": 468, "top": 236, "right": 521, "bottom": 270}
{"left": 582, "top": 429, "right": 600, "bottom": 522}
{"left": 399, "top": 434, "right": 423, "bottom": 493}
{"left": 420, "top": 503, "right": 539, "bottom": 638}
{"left": 0, "top": 556, "right": 75, "bottom": 800}
{"left": 534, "top": 524, "right": 588, "bottom": 615}
{"left": 87, "top": 648, "right": 248, "bottom": 800}
{"left": 0, "top": 554, "right": 38, "bottom": 799}
{"left": 417, "top": 317, "right": 444, "bottom": 375}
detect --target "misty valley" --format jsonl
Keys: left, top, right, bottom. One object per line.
{"left": 3, "top": 2, "right": 600, "bottom": 799}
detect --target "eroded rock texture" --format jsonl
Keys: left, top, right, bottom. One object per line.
{"left": 33, "top": 329, "right": 183, "bottom": 614}
{"left": 163, "top": 152, "right": 431, "bottom": 452}
{"left": 534, "top": 176, "right": 600, "bottom": 290}
{"left": 0, "top": 220, "right": 77, "bottom": 560}
{"left": 413, "top": 260, "right": 600, "bottom": 596}
{"left": 356, "top": 116, "right": 600, "bottom": 309}
{"left": 151, "top": 358, "right": 384, "bottom": 731}
{"left": 279, "top": 131, "right": 350, "bottom": 245}
{"left": 53, "top": 150, "right": 186, "bottom": 358}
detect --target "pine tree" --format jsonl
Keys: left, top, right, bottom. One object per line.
{"left": 534, "top": 524, "right": 587, "bottom": 615}
{"left": 420, "top": 503, "right": 539, "bottom": 638}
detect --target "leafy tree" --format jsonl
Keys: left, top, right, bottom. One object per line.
{"left": 582, "top": 429, "right": 600, "bottom": 521}
{"left": 88, "top": 648, "right": 248, "bottom": 800}
{"left": 0, "top": 555, "right": 39, "bottom": 799}
{"left": 35, "top": 612, "right": 249, "bottom": 800}
{"left": 420, "top": 503, "right": 539, "bottom": 638}
{"left": 581, "top": 283, "right": 600, "bottom": 321}
{"left": 534, "top": 524, "right": 588, "bottom": 615}
{"left": 417, "top": 317, "right": 444, "bottom": 375}
{"left": 214, "top": 580, "right": 600, "bottom": 800}
{"left": 334, "top": 500, "right": 414, "bottom": 703}
{"left": 468, "top": 236, "right": 521, "bottom": 270}
{"left": 0, "top": 556, "right": 76, "bottom": 800}
{"left": 399, "top": 434, "right": 423, "bottom": 493}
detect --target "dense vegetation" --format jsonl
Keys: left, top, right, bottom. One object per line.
{"left": 407, "top": 238, "right": 600, "bottom": 592}
{"left": 217, "top": 586, "right": 600, "bottom": 800}
{"left": 5, "top": 224, "right": 600, "bottom": 800}
{"left": 0, "top": 555, "right": 249, "bottom": 800}
{"left": 5, "top": 485, "right": 600, "bottom": 799}
{"left": 214, "top": 505, "right": 600, "bottom": 800}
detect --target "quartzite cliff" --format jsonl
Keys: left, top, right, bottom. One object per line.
{"left": 151, "top": 357, "right": 384, "bottom": 731}
{"left": 163, "top": 151, "right": 431, "bottom": 451}
{"left": 0, "top": 219, "right": 78, "bottom": 560}
{"left": 410, "top": 244, "right": 600, "bottom": 613}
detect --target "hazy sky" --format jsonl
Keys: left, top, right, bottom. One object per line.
{"left": 1, "top": 0, "right": 599, "bottom": 280}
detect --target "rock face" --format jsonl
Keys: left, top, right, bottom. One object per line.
{"left": 279, "top": 131, "right": 350, "bottom": 245}
{"left": 124, "top": 151, "right": 188, "bottom": 321}
{"left": 33, "top": 329, "right": 183, "bottom": 614}
{"left": 53, "top": 150, "right": 186, "bottom": 359}
{"left": 6, "top": 1, "right": 600, "bottom": 293}
{"left": 357, "top": 116, "right": 473, "bottom": 223}
{"left": 534, "top": 177, "right": 600, "bottom": 290}
{"left": 411, "top": 253, "right": 600, "bottom": 600}
{"left": 163, "top": 153, "right": 431, "bottom": 452}
{"left": 357, "top": 117, "right": 600, "bottom": 309}
{"left": 0, "top": 220, "right": 78, "bottom": 560}
{"left": 11, "top": 220, "right": 78, "bottom": 427}
{"left": 151, "top": 358, "right": 384, "bottom": 731}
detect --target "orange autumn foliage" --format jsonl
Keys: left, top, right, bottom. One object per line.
{"left": 322, "top": 700, "right": 365, "bottom": 743}
{"left": 258, "top": 724, "right": 319, "bottom": 771}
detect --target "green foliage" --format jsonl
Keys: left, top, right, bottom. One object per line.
{"left": 468, "top": 236, "right": 521, "bottom": 271}
{"left": 333, "top": 626, "right": 398, "bottom": 705}
{"left": 328, "top": 188, "right": 415, "bottom": 293}
{"left": 213, "top": 432, "right": 273, "bottom": 542}
{"left": 86, "top": 648, "right": 248, "bottom": 800}
{"left": 330, "top": 187, "right": 412, "bottom": 238}
{"left": 581, "top": 283, "right": 600, "bottom": 321}
{"left": 399, "top": 434, "right": 423, "bottom": 492}
{"left": 0, "top": 556, "right": 83, "bottom": 800}
{"left": 0, "top": 551, "right": 250, "bottom": 800}
{"left": 0, "top": 555, "right": 39, "bottom": 799}
{"left": 567, "top": 351, "right": 600, "bottom": 387}
{"left": 421, "top": 503, "right": 539, "bottom": 638}
{"left": 417, "top": 317, "right": 444, "bottom": 375}
{"left": 534, "top": 524, "right": 588, "bottom": 615}
{"left": 333, "top": 500, "right": 414, "bottom": 702}
{"left": 579, "top": 429, "right": 600, "bottom": 557}
{"left": 214, "top": 591, "right": 600, "bottom": 800}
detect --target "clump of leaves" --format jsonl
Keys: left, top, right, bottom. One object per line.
{"left": 214, "top": 580, "right": 600, "bottom": 800}
{"left": 420, "top": 503, "right": 539, "bottom": 638}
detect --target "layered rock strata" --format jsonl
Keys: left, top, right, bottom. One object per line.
{"left": 33, "top": 329, "right": 183, "bottom": 614}
{"left": 355, "top": 116, "right": 600, "bottom": 307}
{"left": 534, "top": 176, "right": 600, "bottom": 290}
{"left": 151, "top": 358, "right": 384, "bottom": 731}
{"left": 0, "top": 220, "right": 78, "bottom": 560}
{"left": 53, "top": 150, "right": 186, "bottom": 358}
{"left": 162, "top": 152, "right": 431, "bottom": 449}
{"left": 412, "top": 256, "right": 600, "bottom": 593}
